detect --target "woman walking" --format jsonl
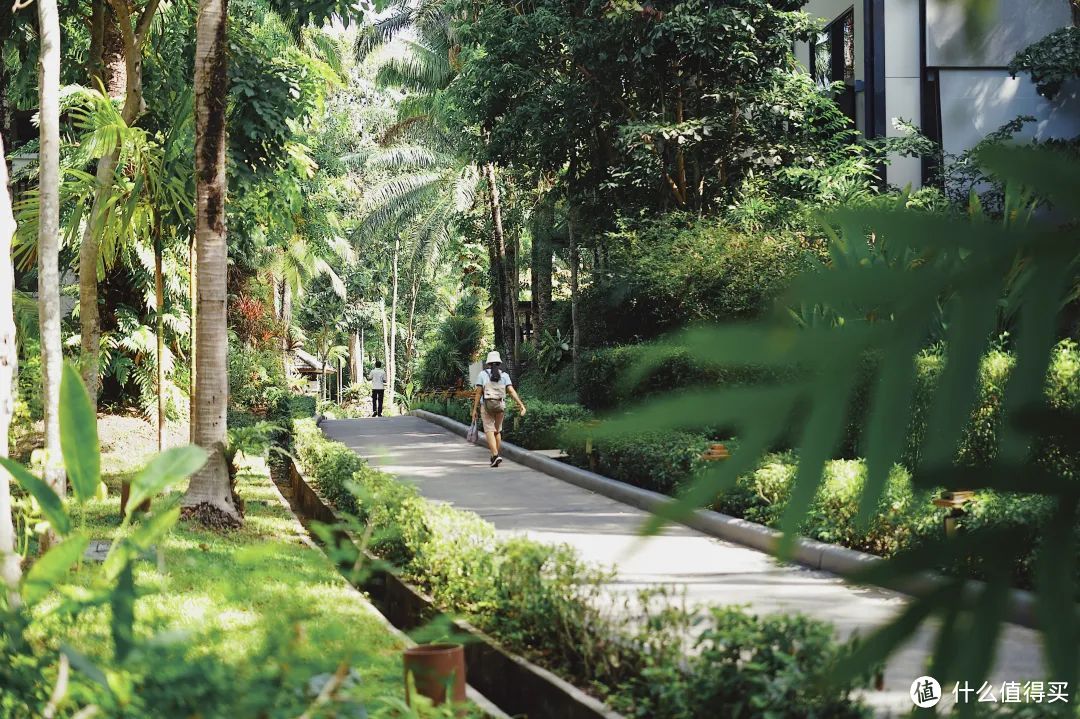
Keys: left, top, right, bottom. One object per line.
{"left": 369, "top": 359, "right": 386, "bottom": 417}
{"left": 471, "top": 351, "right": 526, "bottom": 467}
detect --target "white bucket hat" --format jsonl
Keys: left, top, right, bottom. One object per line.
{"left": 486, "top": 350, "right": 503, "bottom": 365}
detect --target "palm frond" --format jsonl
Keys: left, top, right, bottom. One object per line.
{"left": 374, "top": 40, "right": 451, "bottom": 93}
{"left": 379, "top": 112, "right": 433, "bottom": 146}
{"left": 355, "top": 4, "right": 415, "bottom": 59}
{"left": 366, "top": 145, "right": 448, "bottom": 170}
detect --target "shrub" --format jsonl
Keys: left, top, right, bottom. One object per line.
{"left": 577, "top": 214, "right": 817, "bottom": 347}
{"left": 564, "top": 429, "right": 712, "bottom": 495}
{"left": 416, "top": 396, "right": 592, "bottom": 451}
{"left": 577, "top": 344, "right": 770, "bottom": 414}
{"left": 293, "top": 418, "right": 365, "bottom": 513}
{"left": 580, "top": 340, "right": 1080, "bottom": 483}
{"left": 515, "top": 362, "right": 577, "bottom": 404}
{"left": 898, "top": 342, "right": 1080, "bottom": 479}
{"left": 228, "top": 340, "right": 287, "bottom": 414}
{"left": 506, "top": 400, "right": 592, "bottom": 450}
{"left": 710, "top": 453, "right": 1079, "bottom": 592}
{"left": 298, "top": 424, "right": 869, "bottom": 718}
{"left": 614, "top": 607, "right": 869, "bottom": 719}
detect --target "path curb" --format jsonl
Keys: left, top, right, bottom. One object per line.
{"left": 262, "top": 457, "right": 510, "bottom": 719}
{"left": 284, "top": 456, "right": 627, "bottom": 719}
{"left": 411, "top": 409, "right": 1040, "bottom": 630}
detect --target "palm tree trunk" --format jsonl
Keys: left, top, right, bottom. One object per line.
{"left": 0, "top": 135, "right": 23, "bottom": 601}
{"left": 349, "top": 330, "right": 362, "bottom": 385}
{"left": 38, "top": 0, "right": 65, "bottom": 500}
{"left": 404, "top": 271, "right": 419, "bottom": 386}
{"left": 484, "top": 163, "right": 518, "bottom": 374}
{"left": 188, "top": 235, "right": 197, "bottom": 443}
{"left": 154, "top": 215, "right": 165, "bottom": 452}
{"left": 280, "top": 277, "right": 291, "bottom": 375}
{"left": 183, "top": 0, "right": 239, "bottom": 525}
{"left": 388, "top": 235, "right": 399, "bottom": 413}
{"left": 568, "top": 203, "right": 581, "bottom": 396}
{"left": 78, "top": 0, "right": 159, "bottom": 409}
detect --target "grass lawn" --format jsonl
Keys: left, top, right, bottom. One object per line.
{"left": 24, "top": 419, "right": 411, "bottom": 718}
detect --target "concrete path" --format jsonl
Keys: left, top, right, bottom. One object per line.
{"left": 322, "top": 416, "right": 1047, "bottom": 717}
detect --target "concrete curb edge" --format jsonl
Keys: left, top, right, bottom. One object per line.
{"left": 411, "top": 409, "right": 1039, "bottom": 630}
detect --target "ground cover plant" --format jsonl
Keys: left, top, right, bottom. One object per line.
{"left": 0, "top": 370, "right": 418, "bottom": 718}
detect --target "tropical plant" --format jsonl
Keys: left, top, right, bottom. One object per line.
{"left": 78, "top": 0, "right": 164, "bottom": 410}
{"left": 597, "top": 146, "right": 1080, "bottom": 711}
{"left": 0, "top": 363, "right": 207, "bottom": 711}
{"left": 534, "top": 329, "right": 570, "bottom": 375}
{"left": 183, "top": 0, "right": 239, "bottom": 527}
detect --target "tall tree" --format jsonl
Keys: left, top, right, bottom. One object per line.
{"left": 0, "top": 137, "right": 21, "bottom": 600}
{"left": 387, "top": 234, "right": 400, "bottom": 412}
{"left": 37, "top": 0, "right": 64, "bottom": 500}
{"left": 529, "top": 194, "right": 554, "bottom": 343}
{"left": 182, "top": 0, "right": 240, "bottom": 525}
{"left": 79, "top": 0, "right": 161, "bottom": 408}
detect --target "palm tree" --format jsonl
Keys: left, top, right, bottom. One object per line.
{"left": 14, "top": 87, "right": 194, "bottom": 451}
{"left": 37, "top": 0, "right": 65, "bottom": 501}
{"left": 357, "top": 12, "right": 521, "bottom": 371}
{"left": 0, "top": 135, "right": 22, "bottom": 599}
{"left": 267, "top": 234, "right": 348, "bottom": 374}
{"left": 182, "top": 0, "right": 239, "bottom": 526}
{"left": 79, "top": 0, "right": 162, "bottom": 409}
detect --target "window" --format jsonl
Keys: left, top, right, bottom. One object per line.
{"left": 809, "top": 8, "right": 857, "bottom": 125}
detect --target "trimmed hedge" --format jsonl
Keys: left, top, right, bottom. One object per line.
{"left": 564, "top": 430, "right": 712, "bottom": 495}
{"left": 292, "top": 420, "right": 870, "bottom": 719}
{"left": 293, "top": 419, "right": 367, "bottom": 514}
{"left": 578, "top": 341, "right": 1080, "bottom": 478}
{"left": 413, "top": 397, "right": 592, "bottom": 451}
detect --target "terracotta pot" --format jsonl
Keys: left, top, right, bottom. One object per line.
{"left": 403, "top": 643, "right": 467, "bottom": 707}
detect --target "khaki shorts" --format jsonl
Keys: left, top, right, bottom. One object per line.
{"left": 480, "top": 403, "right": 505, "bottom": 434}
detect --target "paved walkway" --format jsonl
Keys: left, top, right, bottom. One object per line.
{"left": 322, "top": 416, "right": 1047, "bottom": 716}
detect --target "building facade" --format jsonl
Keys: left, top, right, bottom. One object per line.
{"left": 794, "top": 0, "right": 1080, "bottom": 188}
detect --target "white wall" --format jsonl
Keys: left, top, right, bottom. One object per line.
{"left": 927, "top": 0, "right": 1073, "bottom": 67}
{"left": 939, "top": 72, "right": 1080, "bottom": 156}
{"left": 884, "top": 0, "right": 922, "bottom": 188}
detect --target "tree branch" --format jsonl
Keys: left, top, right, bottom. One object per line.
{"left": 133, "top": 0, "right": 161, "bottom": 50}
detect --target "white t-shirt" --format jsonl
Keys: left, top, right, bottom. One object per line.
{"left": 369, "top": 368, "right": 386, "bottom": 390}
{"left": 475, "top": 369, "right": 512, "bottom": 389}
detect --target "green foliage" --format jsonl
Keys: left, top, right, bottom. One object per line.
{"left": 228, "top": 339, "right": 288, "bottom": 415}
{"left": 564, "top": 430, "right": 711, "bottom": 496}
{"left": 59, "top": 363, "right": 102, "bottom": 502}
{"left": 531, "top": 329, "right": 571, "bottom": 375}
{"left": 300, "top": 425, "right": 868, "bottom": 718}
{"left": 1009, "top": 26, "right": 1080, "bottom": 100}
{"left": 507, "top": 399, "right": 592, "bottom": 450}
{"left": 577, "top": 343, "right": 769, "bottom": 413}
{"left": 293, "top": 418, "right": 367, "bottom": 513}
{"left": 598, "top": 145, "right": 1080, "bottom": 698}
{"left": 419, "top": 293, "right": 486, "bottom": 390}
{"left": 613, "top": 607, "right": 869, "bottom": 719}
{"left": 449, "top": 0, "right": 848, "bottom": 213}
{"left": 579, "top": 215, "right": 817, "bottom": 347}
{"left": 15, "top": 339, "right": 42, "bottom": 423}
{"left": 896, "top": 342, "right": 1080, "bottom": 478}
